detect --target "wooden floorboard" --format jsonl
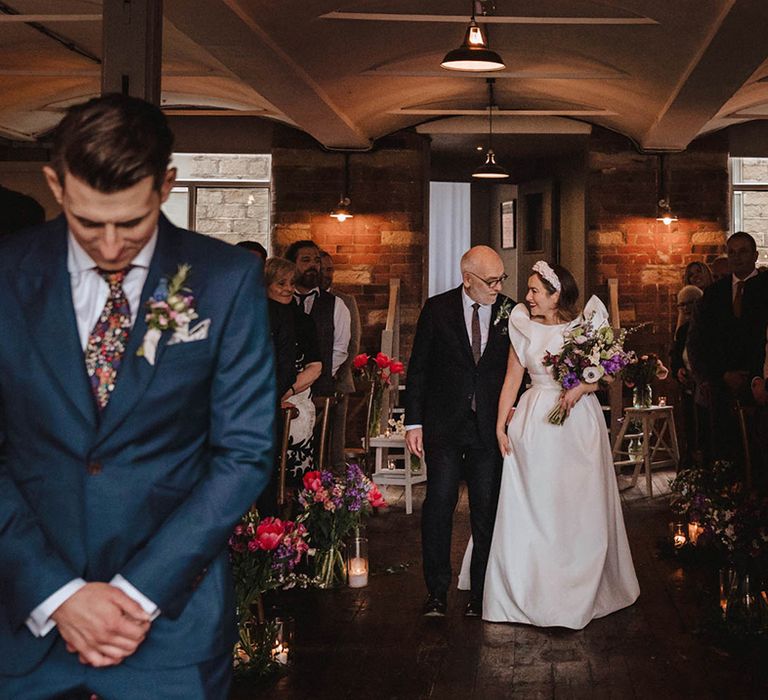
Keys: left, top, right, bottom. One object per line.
{"left": 232, "top": 470, "right": 767, "bottom": 700}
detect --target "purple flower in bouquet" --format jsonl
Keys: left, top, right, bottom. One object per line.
{"left": 542, "top": 311, "right": 633, "bottom": 425}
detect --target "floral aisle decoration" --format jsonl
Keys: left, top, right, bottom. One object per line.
{"left": 670, "top": 461, "right": 768, "bottom": 633}
{"left": 542, "top": 312, "right": 633, "bottom": 425}
{"left": 228, "top": 510, "right": 311, "bottom": 675}
{"left": 622, "top": 353, "right": 669, "bottom": 407}
{"left": 299, "top": 464, "right": 387, "bottom": 588}
{"left": 353, "top": 352, "right": 405, "bottom": 438}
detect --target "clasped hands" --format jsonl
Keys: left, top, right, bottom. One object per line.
{"left": 50, "top": 582, "right": 152, "bottom": 667}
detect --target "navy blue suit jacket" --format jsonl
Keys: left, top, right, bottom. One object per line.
{"left": 0, "top": 214, "right": 275, "bottom": 674}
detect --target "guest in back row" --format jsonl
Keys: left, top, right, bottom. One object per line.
{"left": 286, "top": 240, "right": 351, "bottom": 399}
{"left": 264, "top": 257, "right": 322, "bottom": 497}
{"left": 687, "top": 232, "right": 764, "bottom": 460}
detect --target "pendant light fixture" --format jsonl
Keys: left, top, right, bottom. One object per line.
{"left": 473, "top": 78, "right": 509, "bottom": 179}
{"left": 655, "top": 154, "right": 678, "bottom": 225}
{"left": 441, "top": 1, "right": 505, "bottom": 72}
{"left": 330, "top": 153, "right": 354, "bottom": 222}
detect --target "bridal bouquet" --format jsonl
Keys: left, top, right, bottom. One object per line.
{"left": 542, "top": 314, "right": 633, "bottom": 425}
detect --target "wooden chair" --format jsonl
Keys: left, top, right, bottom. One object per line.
{"left": 312, "top": 394, "right": 338, "bottom": 471}
{"left": 277, "top": 405, "right": 299, "bottom": 509}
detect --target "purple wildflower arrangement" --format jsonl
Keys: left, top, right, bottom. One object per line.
{"left": 298, "top": 465, "right": 387, "bottom": 551}
{"left": 542, "top": 311, "right": 633, "bottom": 425}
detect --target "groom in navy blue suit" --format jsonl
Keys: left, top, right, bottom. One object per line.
{"left": 0, "top": 95, "right": 274, "bottom": 698}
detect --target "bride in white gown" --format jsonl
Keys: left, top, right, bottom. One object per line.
{"left": 459, "top": 261, "right": 639, "bottom": 629}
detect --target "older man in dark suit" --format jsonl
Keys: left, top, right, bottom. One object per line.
{"left": 405, "top": 246, "right": 512, "bottom": 618}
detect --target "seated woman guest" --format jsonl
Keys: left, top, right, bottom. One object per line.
{"left": 265, "top": 257, "right": 323, "bottom": 491}
{"left": 671, "top": 284, "right": 704, "bottom": 465}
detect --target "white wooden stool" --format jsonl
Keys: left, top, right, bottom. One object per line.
{"left": 612, "top": 405, "right": 680, "bottom": 497}
{"left": 369, "top": 435, "right": 427, "bottom": 514}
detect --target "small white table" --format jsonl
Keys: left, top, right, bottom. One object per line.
{"left": 612, "top": 405, "right": 680, "bottom": 497}
{"left": 369, "top": 434, "right": 427, "bottom": 514}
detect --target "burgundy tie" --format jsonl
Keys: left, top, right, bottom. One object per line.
{"left": 733, "top": 280, "right": 745, "bottom": 318}
{"left": 84, "top": 268, "right": 132, "bottom": 410}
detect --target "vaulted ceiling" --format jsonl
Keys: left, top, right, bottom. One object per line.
{"left": 2, "top": 0, "right": 768, "bottom": 153}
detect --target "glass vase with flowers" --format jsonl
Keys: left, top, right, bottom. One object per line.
{"left": 353, "top": 352, "right": 405, "bottom": 438}
{"left": 298, "top": 464, "right": 387, "bottom": 588}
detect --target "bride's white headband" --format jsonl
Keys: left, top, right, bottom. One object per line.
{"left": 532, "top": 260, "right": 561, "bottom": 292}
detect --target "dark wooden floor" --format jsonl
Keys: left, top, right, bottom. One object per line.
{"left": 233, "top": 470, "right": 768, "bottom": 699}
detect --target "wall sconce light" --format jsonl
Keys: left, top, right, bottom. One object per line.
{"left": 655, "top": 154, "right": 677, "bottom": 225}
{"left": 441, "top": 1, "right": 505, "bottom": 72}
{"left": 330, "top": 153, "right": 354, "bottom": 222}
{"left": 473, "top": 78, "right": 509, "bottom": 179}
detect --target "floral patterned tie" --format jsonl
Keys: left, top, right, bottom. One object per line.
{"left": 84, "top": 267, "right": 132, "bottom": 410}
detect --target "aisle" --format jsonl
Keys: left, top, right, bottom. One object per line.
{"left": 233, "top": 472, "right": 767, "bottom": 699}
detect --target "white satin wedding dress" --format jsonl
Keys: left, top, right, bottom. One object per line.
{"left": 459, "top": 296, "right": 639, "bottom": 629}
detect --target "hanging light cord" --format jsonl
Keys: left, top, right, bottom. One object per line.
{"left": 487, "top": 78, "right": 496, "bottom": 151}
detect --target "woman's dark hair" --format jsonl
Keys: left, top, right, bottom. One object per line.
{"left": 50, "top": 93, "right": 174, "bottom": 193}
{"left": 534, "top": 263, "right": 579, "bottom": 322}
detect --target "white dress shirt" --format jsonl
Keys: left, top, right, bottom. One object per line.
{"left": 26, "top": 230, "right": 160, "bottom": 638}
{"left": 406, "top": 288, "right": 492, "bottom": 431}
{"left": 731, "top": 269, "right": 758, "bottom": 301}
{"left": 296, "top": 287, "right": 352, "bottom": 376}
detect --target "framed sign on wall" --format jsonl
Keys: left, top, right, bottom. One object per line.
{"left": 500, "top": 199, "right": 516, "bottom": 249}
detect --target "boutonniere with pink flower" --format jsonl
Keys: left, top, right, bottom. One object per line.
{"left": 137, "top": 263, "right": 198, "bottom": 365}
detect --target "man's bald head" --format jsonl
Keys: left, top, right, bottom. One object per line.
{"left": 461, "top": 245, "right": 505, "bottom": 305}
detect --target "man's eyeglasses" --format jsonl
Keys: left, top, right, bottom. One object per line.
{"left": 468, "top": 271, "right": 508, "bottom": 288}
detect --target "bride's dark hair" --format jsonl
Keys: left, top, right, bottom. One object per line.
{"left": 535, "top": 263, "right": 579, "bottom": 322}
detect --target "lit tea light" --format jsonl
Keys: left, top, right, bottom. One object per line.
{"left": 348, "top": 556, "right": 369, "bottom": 588}
{"left": 671, "top": 522, "right": 687, "bottom": 549}
{"left": 347, "top": 535, "right": 370, "bottom": 588}
{"left": 270, "top": 616, "right": 293, "bottom": 666}
{"left": 657, "top": 395, "right": 667, "bottom": 407}
{"left": 688, "top": 522, "right": 704, "bottom": 545}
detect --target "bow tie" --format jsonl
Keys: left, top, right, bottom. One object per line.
{"left": 295, "top": 290, "right": 319, "bottom": 305}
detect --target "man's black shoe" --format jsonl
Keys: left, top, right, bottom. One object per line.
{"left": 464, "top": 597, "right": 482, "bottom": 618}
{"left": 422, "top": 594, "right": 447, "bottom": 617}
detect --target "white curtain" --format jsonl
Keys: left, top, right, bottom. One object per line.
{"left": 429, "top": 182, "right": 471, "bottom": 296}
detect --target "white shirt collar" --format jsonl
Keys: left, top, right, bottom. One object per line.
{"left": 67, "top": 227, "right": 158, "bottom": 274}
{"left": 732, "top": 269, "right": 758, "bottom": 286}
{"left": 461, "top": 287, "right": 491, "bottom": 309}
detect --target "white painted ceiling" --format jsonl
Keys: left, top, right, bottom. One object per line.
{"left": 2, "top": 0, "right": 768, "bottom": 152}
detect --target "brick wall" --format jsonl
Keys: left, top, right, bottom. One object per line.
{"left": 271, "top": 128, "right": 429, "bottom": 366}
{"left": 586, "top": 128, "right": 730, "bottom": 391}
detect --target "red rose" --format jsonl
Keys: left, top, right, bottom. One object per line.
{"left": 375, "top": 352, "right": 390, "bottom": 368}
{"left": 367, "top": 484, "right": 387, "bottom": 509}
{"left": 388, "top": 360, "right": 404, "bottom": 374}
{"left": 256, "top": 517, "right": 286, "bottom": 551}
{"left": 353, "top": 353, "right": 370, "bottom": 369}
{"left": 303, "top": 470, "right": 322, "bottom": 492}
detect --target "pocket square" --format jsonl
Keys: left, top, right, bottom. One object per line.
{"left": 168, "top": 319, "right": 211, "bottom": 345}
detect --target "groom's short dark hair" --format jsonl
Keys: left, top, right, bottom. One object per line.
{"left": 50, "top": 93, "right": 174, "bottom": 193}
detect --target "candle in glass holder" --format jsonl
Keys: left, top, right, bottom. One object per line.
{"left": 269, "top": 616, "right": 293, "bottom": 666}
{"left": 346, "top": 535, "right": 369, "bottom": 588}
{"left": 657, "top": 395, "right": 667, "bottom": 407}
{"left": 348, "top": 556, "right": 369, "bottom": 588}
{"left": 671, "top": 522, "right": 687, "bottom": 548}
{"left": 688, "top": 521, "right": 704, "bottom": 545}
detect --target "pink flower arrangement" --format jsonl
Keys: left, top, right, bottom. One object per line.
{"left": 299, "top": 465, "right": 387, "bottom": 553}
{"left": 228, "top": 509, "right": 310, "bottom": 617}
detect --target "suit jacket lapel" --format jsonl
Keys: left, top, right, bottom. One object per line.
{"left": 450, "top": 286, "right": 475, "bottom": 364}
{"left": 94, "top": 216, "right": 182, "bottom": 444}
{"left": 15, "top": 218, "right": 98, "bottom": 428}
